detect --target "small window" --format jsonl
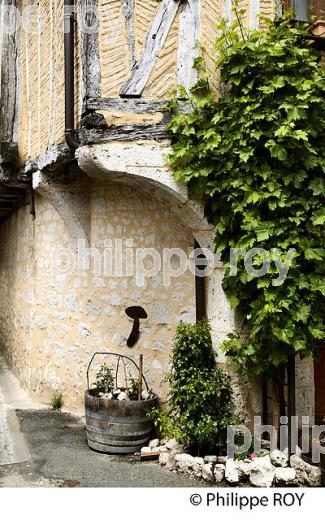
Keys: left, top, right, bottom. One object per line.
{"left": 285, "top": 0, "right": 325, "bottom": 21}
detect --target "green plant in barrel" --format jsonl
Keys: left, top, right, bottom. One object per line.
{"left": 95, "top": 364, "right": 114, "bottom": 394}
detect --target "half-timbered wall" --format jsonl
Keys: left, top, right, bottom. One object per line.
{"left": 13, "top": 0, "right": 278, "bottom": 162}
{"left": 18, "top": 0, "right": 74, "bottom": 162}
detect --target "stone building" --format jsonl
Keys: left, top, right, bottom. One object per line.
{"left": 0, "top": 0, "right": 324, "bottom": 427}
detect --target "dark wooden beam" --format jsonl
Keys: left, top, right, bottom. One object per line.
{"left": 0, "top": 1, "right": 20, "bottom": 143}
{"left": 194, "top": 240, "right": 207, "bottom": 322}
{"left": 87, "top": 98, "right": 169, "bottom": 114}
{"left": 287, "top": 354, "right": 296, "bottom": 456}
{"left": 79, "top": 123, "right": 169, "bottom": 145}
{"left": 86, "top": 97, "right": 190, "bottom": 114}
{"left": 0, "top": 202, "right": 14, "bottom": 209}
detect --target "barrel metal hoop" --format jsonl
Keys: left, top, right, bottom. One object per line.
{"left": 85, "top": 410, "right": 151, "bottom": 423}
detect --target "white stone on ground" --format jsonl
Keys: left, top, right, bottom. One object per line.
{"left": 202, "top": 463, "right": 214, "bottom": 482}
{"left": 159, "top": 451, "right": 178, "bottom": 470}
{"left": 270, "top": 449, "right": 288, "bottom": 467}
{"left": 166, "top": 438, "right": 179, "bottom": 450}
{"left": 141, "top": 447, "right": 152, "bottom": 455}
{"left": 249, "top": 456, "right": 275, "bottom": 488}
{"left": 149, "top": 439, "right": 160, "bottom": 449}
{"left": 117, "top": 392, "right": 129, "bottom": 401}
{"left": 290, "top": 454, "right": 322, "bottom": 487}
{"left": 217, "top": 456, "right": 227, "bottom": 464}
{"left": 159, "top": 452, "right": 170, "bottom": 465}
{"left": 192, "top": 457, "right": 204, "bottom": 478}
{"left": 214, "top": 464, "right": 226, "bottom": 483}
{"left": 236, "top": 460, "right": 251, "bottom": 480}
{"left": 274, "top": 467, "right": 297, "bottom": 486}
{"left": 175, "top": 453, "right": 194, "bottom": 475}
{"left": 204, "top": 455, "right": 218, "bottom": 463}
{"left": 225, "top": 458, "right": 239, "bottom": 484}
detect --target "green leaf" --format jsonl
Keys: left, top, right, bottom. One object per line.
{"left": 312, "top": 210, "right": 325, "bottom": 226}
{"left": 229, "top": 295, "right": 240, "bottom": 309}
{"left": 167, "top": 13, "right": 324, "bottom": 379}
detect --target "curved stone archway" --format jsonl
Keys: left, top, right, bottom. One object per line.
{"left": 19, "top": 141, "right": 261, "bottom": 424}
{"left": 77, "top": 141, "right": 236, "bottom": 362}
{"left": 76, "top": 141, "right": 260, "bottom": 425}
{"left": 30, "top": 141, "right": 257, "bottom": 423}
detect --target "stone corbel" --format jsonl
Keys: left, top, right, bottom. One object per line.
{"left": 32, "top": 170, "right": 91, "bottom": 249}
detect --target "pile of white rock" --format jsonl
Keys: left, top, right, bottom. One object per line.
{"left": 98, "top": 388, "right": 154, "bottom": 401}
{"left": 140, "top": 438, "right": 183, "bottom": 460}
{"left": 141, "top": 440, "right": 322, "bottom": 487}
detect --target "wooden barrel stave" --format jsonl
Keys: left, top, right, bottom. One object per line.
{"left": 85, "top": 389, "right": 157, "bottom": 454}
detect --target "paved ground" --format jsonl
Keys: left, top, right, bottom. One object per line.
{"left": 0, "top": 356, "right": 44, "bottom": 466}
{"left": 0, "top": 357, "right": 205, "bottom": 488}
{"left": 0, "top": 410, "right": 206, "bottom": 487}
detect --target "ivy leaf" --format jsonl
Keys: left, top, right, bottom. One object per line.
{"left": 229, "top": 294, "right": 240, "bottom": 309}
{"left": 168, "top": 13, "right": 324, "bottom": 378}
{"left": 304, "top": 248, "right": 323, "bottom": 261}
{"left": 256, "top": 229, "right": 270, "bottom": 241}
{"left": 312, "top": 210, "right": 325, "bottom": 226}
{"left": 245, "top": 192, "right": 261, "bottom": 204}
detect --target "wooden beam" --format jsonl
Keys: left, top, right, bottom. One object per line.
{"left": 120, "top": 0, "right": 182, "bottom": 97}
{"left": 86, "top": 98, "right": 169, "bottom": 113}
{"left": 249, "top": 0, "right": 260, "bottom": 29}
{"left": 0, "top": 193, "right": 24, "bottom": 199}
{"left": 0, "top": 1, "right": 20, "bottom": 142}
{"left": 122, "top": 0, "right": 136, "bottom": 69}
{"left": 86, "top": 98, "right": 191, "bottom": 115}
{"left": 80, "top": 0, "right": 101, "bottom": 105}
{"left": 176, "top": 0, "right": 200, "bottom": 95}
{"left": 80, "top": 123, "right": 169, "bottom": 145}
{"left": 287, "top": 354, "right": 296, "bottom": 456}
{"left": 0, "top": 142, "right": 18, "bottom": 162}
{"left": 222, "top": 0, "right": 232, "bottom": 23}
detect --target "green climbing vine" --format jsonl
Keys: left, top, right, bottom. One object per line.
{"left": 167, "top": 12, "right": 325, "bottom": 378}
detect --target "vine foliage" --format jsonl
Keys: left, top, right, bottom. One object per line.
{"left": 167, "top": 13, "right": 325, "bottom": 377}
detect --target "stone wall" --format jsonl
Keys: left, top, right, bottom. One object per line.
{"left": 0, "top": 189, "right": 314, "bottom": 424}
{"left": 0, "top": 183, "right": 197, "bottom": 412}
{"left": 0, "top": 204, "right": 34, "bottom": 389}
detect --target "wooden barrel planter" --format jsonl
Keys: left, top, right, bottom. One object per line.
{"left": 85, "top": 390, "right": 157, "bottom": 454}
{"left": 85, "top": 352, "right": 158, "bottom": 454}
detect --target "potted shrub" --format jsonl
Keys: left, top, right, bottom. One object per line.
{"left": 149, "top": 320, "right": 234, "bottom": 456}
{"left": 85, "top": 352, "right": 157, "bottom": 454}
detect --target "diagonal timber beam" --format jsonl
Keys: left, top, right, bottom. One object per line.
{"left": 120, "top": 0, "right": 182, "bottom": 97}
